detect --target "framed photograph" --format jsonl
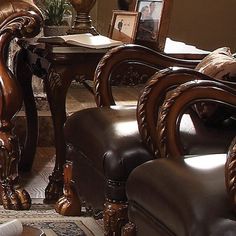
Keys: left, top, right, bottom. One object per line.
{"left": 135, "top": 0, "right": 163, "bottom": 42}
{"left": 109, "top": 11, "right": 141, "bottom": 43}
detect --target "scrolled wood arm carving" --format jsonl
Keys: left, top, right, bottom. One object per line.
{"left": 156, "top": 79, "right": 236, "bottom": 158}
{"left": 94, "top": 44, "right": 199, "bottom": 107}
{"left": 137, "top": 67, "right": 216, "bottom": 156}
{"left": 0, "top": 1, "right": 42, "bottom": 37}
{"left": 0, "top": 1, "right": 43, "bottom": 210}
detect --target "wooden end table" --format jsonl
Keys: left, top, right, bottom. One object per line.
{"left": 15, "top": 39, "right": 107, "bottom": 203}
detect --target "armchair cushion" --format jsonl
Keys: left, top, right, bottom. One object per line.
{"left": 194, "top": 47, "right": 236, "bottom": 124}
{"left": 127, "top": 154, "right": 236, "bottom": 236}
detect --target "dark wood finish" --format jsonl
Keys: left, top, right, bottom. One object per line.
{"left": 15, "top": 40, "right": 106, "bottom": 203}
{"left": 94, "top": 44, "right": 199, "bottom": 107}
{"left": 0, "top": 1, "right": 42, "bottom": 210}
{"left": 16, "top": 41, "right": 200, "bottom": 204}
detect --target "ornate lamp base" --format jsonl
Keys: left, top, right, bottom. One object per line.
{"left": 67, "top": 14, "right": 98, "bottom": 35}
{"left": 68, "top": 0, "right": 98, "bottom": 35}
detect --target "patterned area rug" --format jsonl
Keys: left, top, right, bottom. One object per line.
{"left": 0, "top": 203, "right": 104, "bottom": 236}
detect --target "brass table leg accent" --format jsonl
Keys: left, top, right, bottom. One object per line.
{"left": 104, "top": 201, "right": 128, "bottom": 236}
{"left": 55, "top": 161, "right": 82, "bottom": 216}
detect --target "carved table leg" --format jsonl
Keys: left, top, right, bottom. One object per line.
{"left": 43, "top": 68, "right": 72, "bottom": 203}
{"left": 14, "top": 48, "right": 38, "bottom": 172}
{"left": 104, "top": 201, "right": 128, "bottom": 236}
{"left": 55, "top": 161, "right": 81, "bottom": 215}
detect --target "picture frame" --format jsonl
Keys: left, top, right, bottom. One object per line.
{"left": 109, "top": 10, "right": 141, "bottom": 43}
{"left": 133, "top": 0, "right": 173, "bottom": 50}
{"left": 135, "top": 0, "right": 163, "bottom": 42}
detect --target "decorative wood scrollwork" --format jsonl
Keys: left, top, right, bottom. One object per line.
{"left": 225, "top": 137, "right": 236, "bottom": 211}
{"left": 0, "top": 1, "right": 43, "bottom": 210}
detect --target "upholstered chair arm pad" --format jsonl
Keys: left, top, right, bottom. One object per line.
{"left": 94, "top": 44, "right": 199, "bottom": 107}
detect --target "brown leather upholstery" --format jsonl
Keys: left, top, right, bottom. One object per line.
{"left": 126, "top": 154, "right": 236, "bottom": 236}
{"left": 65, "top": 107, "right": 236, "bottom": 209}
{"left": 59, "top": 45, "right": 236, "bottom": 235}
{"left": 124, "top": 79, "right": 236, "bottom": 235}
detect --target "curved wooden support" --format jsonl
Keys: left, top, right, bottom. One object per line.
{"left": 104, "top": 201, "right": 128, "bottom": 236}
{"left": 55, "top": 161, "right": 82, "bottom": 216}
{"left": 0, "top": 1, "right": 42, "bottom": 210}
{"left": 14, "top": 48, "right": 38, "bottom": 172}
{"left": 156, "top": 80, "right": 236, "bottom": 158}
{"left": 94, "top": 44, "right": 199, "bottom": 107}
{"left": 137, "top": 67, "right": 236, "bottom": 157}
{"left": 43, "top": 67, "right": 72, "bottom": 203}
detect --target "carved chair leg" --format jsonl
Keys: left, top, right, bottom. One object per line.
{"left": 0, "top": 130, "right": 31, "bottom": 210}
{"left": 104, "top": 201, "right": 128, "bottom": 236}
{"left": 55, "top": 161, "right": 82, "bottom": 216}
{"left": 122, "top": 222, "right": 136, "bottom": 236}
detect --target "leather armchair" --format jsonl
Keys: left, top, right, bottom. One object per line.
{"left": 124, "top": 79, "right": 236, "bottom": 236}
{"left": 55, "top": 44, "right": 236, "bottom": 236}
{"left": 0, "top": 1, "right": 42, "bottom": 210}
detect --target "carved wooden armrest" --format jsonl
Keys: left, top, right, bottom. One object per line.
{"left": 0, "top": 1, "right": 42, "bottom": 36}
{"left": 0, "top": 1, "right": 43, "bottom": 210}
{"left": 225, "top": 137, "right": 236, "bottom": 211}
{"left": 156, "top": 80, "right": 236, "bottom": 158}
{"left": 94, "top": 44, "right": 200, "bottom": 107}
{"left": 137, "top": 67, "right": 236, "bottom": 156}
{"left": 0, "top": 0, "right": 43, "bottom": 135}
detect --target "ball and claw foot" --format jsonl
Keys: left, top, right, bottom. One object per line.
{"left": 1, "top": 184, "right": 31, "bottom": 210}
{"left": 44, "top": 173, "right": 64, "bottom": 204}
{"left": 55, "top": 161, "right": 82, "bottom": 216}
{"left": 55, "top": 194, "right": 82, "bottom": 216}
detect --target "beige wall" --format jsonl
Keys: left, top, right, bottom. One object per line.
{"left": 167, "top": 0, "right": 236, "bottom": 51}
{"left": 90, "top": 0, "right": 119, "bottom": 36}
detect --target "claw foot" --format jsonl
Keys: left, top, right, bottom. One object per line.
{"left": 55, "top": 194, "right": 81, "bottom": 216}
{"left": 55, "top": 161, "right": 81, "bottom": 216}
{"left": 1, "top": 184, "right": 31, "bottom": 210}
{"left": 44, "top": 171, "right": 63, "bottom": 204}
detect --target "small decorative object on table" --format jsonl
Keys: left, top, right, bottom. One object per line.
{"left": 67, "top": 0, "right": 98, "bottom": 35}
{"left": 37, "top": 0, "right": 72, "bottom": 36}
